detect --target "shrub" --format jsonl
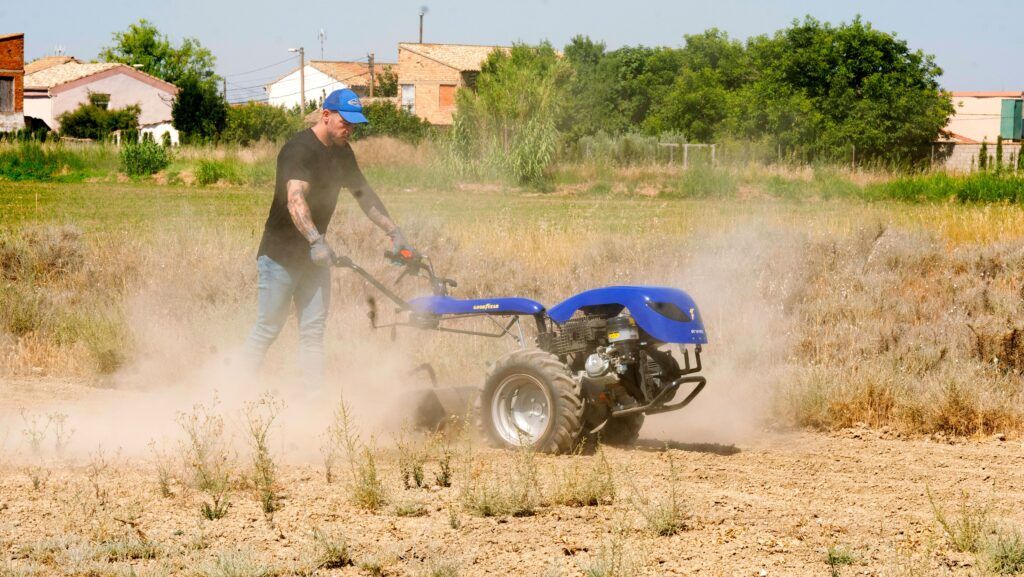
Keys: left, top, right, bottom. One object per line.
{"left": 58, "top": 94, "right": 139, "bottom": 141}
{"left": 195, "top": 159, "right": 236, "bottom": 186}
{"left": 223, "top": 103, "right": 303, "bottom": 145}
{"left": 352, "top": 102, "right": 433, "bottom": 144}
{"left": 119, "top": 140, "right": 169, "bottom": 176}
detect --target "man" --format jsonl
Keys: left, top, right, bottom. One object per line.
{"left": 244, "top": 88, "right": 417, "bottom": 385}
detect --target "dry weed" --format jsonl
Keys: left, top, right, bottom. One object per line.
{"left": 177, "top": 400, "right": 233, "bottom": 520}
{"left": 550, "top": 445, "right": 615, "bottom": 507}
{"left": 243, "top": 392, "right": 283, "bottom": 518}
{"left": 631, "top": 453, "right": 689, "bottom": 536}
{"left": 329, "top": 395, "right": 387, "bottom": 511}
{"left": 578, "top": 520, "right": 644, "bottom": 577}
{"left": 929, "top": 490, "right": 993, "bottom": 553}
{"left": 308, "top": 527, "right": 353, "bottom": 570}
{"left": 395, "top": 427, "right": 428, "bottom": 489}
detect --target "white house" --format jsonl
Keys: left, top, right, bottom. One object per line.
{"left": 266, "top": 60, "right": 396, "bottom": 109}
{"left": 23, "top": 56, "right": 180, "bottom": 143}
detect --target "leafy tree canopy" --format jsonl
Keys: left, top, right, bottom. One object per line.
{"left": 100, "top": 19, "right": 218, "bottom": 87}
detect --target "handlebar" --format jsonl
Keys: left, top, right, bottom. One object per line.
{"left": 334, "top": 250, "right": 457, "bottom": 307}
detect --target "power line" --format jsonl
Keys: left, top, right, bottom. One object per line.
{"left": 223, "top": 56, "right": 297, "bottom": 78}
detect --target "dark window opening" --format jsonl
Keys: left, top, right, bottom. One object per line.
{"left": 0, "top": 77, "right": 13, "bottom": 113}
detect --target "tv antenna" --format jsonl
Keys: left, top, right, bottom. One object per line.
{"left": 318, "top": 28, "right": 326, "bottom": 60}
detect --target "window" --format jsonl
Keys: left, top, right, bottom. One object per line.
{"left": 439, "top": 84, "right": 456, "bottom": 109}
{"left": 88, "top": 92, "right": 111, "bottom": 110}
{"left": 401, "top": 84, "right": 415, "bottom": 114}
{"left": 0, "top": 77, "right": 12, "bottom": 113}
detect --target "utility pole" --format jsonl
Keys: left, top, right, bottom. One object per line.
{"left": 290, "top": 47, "right": 305, "bottom": 110}
{"left": 368, "top": 52, "right": 375, "bottom": 98}
{"left": 222, "top": 78, "right": 227, "bottom": 102}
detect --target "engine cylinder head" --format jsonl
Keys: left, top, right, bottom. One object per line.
{"left": 607, "top": 315, "right": 639, "bottom": 344}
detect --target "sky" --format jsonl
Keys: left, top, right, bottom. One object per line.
{"left": 5, "top": 0, "right": 1021, "bottom": 102}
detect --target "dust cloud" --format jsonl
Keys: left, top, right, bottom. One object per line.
{"left": 643, "top": 223, "right": 806, "bottom": 445}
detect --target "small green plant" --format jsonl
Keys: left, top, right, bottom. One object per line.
{"left": 310, "top": 528, "right": 352, "bottom": 569}
{"left": 929, "top": 489, "right": 992, "bottom": 553}
{"left": 631, "top": 453, "right": 688, "bottom": 536}
{"left": 392, "top": 499, "right": 428, "bottom": 517}
{"left": 244, "top": 393, "right": 282, "bottom": 518}
{"left": 149, "top": 442, "right": 175, "bottom": 498}
{"left": 119, "top": 139, "right": 169, "bottom": 176}
{"left": 826, "top": 545, "right": 855, "bottom": 577}
{"left": 447, "top": 501, "right": 461, "bottom": 529}
{"left": 420, "top": 559, "right": 461, "bottom": 577}
{"left": 396, "top": 429, "right": 428, "bottom": 489}
{"left": 986, "top": 528, "right": 1024, "bottom": 575}
{"left": 433, "top": 433, "right": 454, "bottom": 488}
{"left": 551, "top": 445, "right": 615, "bottom": 507}
{"left": 579, "top": 524, "right": 642, "bottom": 577}
{"left": 195, "top": 551, "right": 271, "bottom": 577}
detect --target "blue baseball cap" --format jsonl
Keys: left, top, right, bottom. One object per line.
{"left": 323, "top": 88, "right": 368, "bottom": 124}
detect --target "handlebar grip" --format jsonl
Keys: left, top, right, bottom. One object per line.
{"left": 385, "top": 249, "right": 421, "bottom": 266}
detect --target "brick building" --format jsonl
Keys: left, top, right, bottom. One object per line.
{"left": 397, "top": 42, "right": 507, "bottom": 125}
{"left": 0, "top": 32, "right": 25, "bottom": 132}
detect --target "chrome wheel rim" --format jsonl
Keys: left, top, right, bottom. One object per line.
{"left": 491, "top": 374, "right": 552, "bottom": 446}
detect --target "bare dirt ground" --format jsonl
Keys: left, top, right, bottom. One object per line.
{"left": 1, "top": 380, "right": 1021, "bottom": 577}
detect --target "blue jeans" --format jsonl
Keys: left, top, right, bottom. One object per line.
{"left": 244, "top": 254, "right": 331, "bottom": 387}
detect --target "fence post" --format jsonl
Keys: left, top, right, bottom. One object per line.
{"left": 711, "top": 144, "right": 717, "bottom": 167}
{"left": 683, "top": 144, "right": 690, "bottom": 169}
{"left": 852, "top": 144, "right": 856, "bottom": 170}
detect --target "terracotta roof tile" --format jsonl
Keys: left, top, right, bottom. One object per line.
{"left": 24, "top": 62, "right": 121, "bottom": 89}
{"left": 25, "top": 56, "right": 78, "bottom": 74}
{"left": 307, "top": 60, "right": 399, "bottom": 87}
{"left": 398, "top": 42, "right": 507, "bottom": 72}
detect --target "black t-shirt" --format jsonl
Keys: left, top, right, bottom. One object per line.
{"left": 257, "top": 129, "right": 367, "bottom": 266}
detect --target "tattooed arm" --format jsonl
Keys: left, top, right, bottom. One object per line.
{"left": 286, "top": 179, "right": 321, "bottom": 242}
{"left": 349, "top": 180, "right": 398, "bottom": 235}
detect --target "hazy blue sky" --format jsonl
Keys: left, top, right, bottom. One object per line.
{"left": 5, "top": 0, "right": 1020, "bottom": 102}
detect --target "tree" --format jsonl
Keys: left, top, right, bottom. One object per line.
{"left": 100, "top": 19, "right": 218, "bottom": 87}
{"left": 58, "top": 93, "right": 139, "bottom": 140}
{"left": 643, "top": 30, "right": 751, "bottom": 141}
{"left": 172, "top": 77, "right": 228, "bottom": 142}
{"left": 376, "top": 65, "right": 398, "bottom": 98}
{"left": 730, "top": 16, "right": 954, "bottom": 163}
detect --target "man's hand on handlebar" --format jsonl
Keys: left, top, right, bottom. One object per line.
{"left": 387, "top": 228, "right": 420, "bottom": 263}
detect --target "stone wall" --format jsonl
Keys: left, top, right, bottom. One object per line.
{"left": 937, "top": 142, "right": 1023, "bottom": 172}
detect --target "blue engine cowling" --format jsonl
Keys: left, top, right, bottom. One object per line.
{"left": 547, "top": 286, "right": 707, "bottom": 345}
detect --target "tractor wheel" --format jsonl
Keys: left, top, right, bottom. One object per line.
{"left": 482, "top": 348, "right": 584, "bottom": 454}
{"left": 599, "top": 414, "right": 645, "bottom": 446}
